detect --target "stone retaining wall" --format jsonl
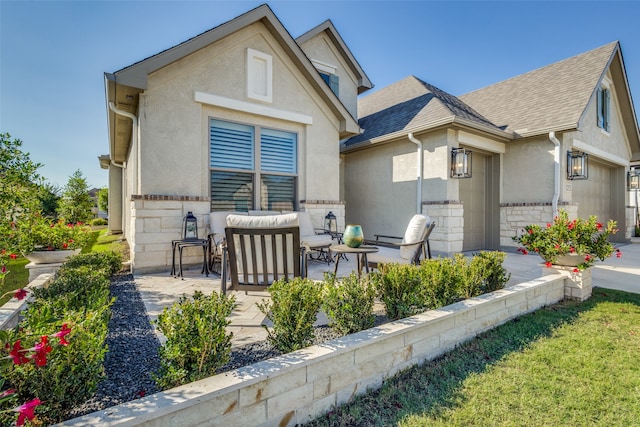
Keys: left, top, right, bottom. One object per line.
{"left": 58, "top": 272, "right": 571, "bottom": 427}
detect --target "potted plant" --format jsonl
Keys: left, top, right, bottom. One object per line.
{"left": 513, "top": 209, "right": 620, "bottom": 271}
{"left": 13, "top": 214, "right": 90, "bottom": 264}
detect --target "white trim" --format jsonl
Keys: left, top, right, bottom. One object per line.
{"left": 457, "top": 130, "right": 506, "bottom": 154}
{"left": 311, "top": 59, "right": 337, "bottom": 75}
{"left": 195, "top": 91, "right": 313, "bottom": 125}
{"left": 247, "top": 48, "right": 273, "bottom": 103}
{"left": 572, "top": 138, "right": 629, "bottom": 167}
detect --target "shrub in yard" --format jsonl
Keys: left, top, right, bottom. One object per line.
{"left": 257, "top": 277, "right": 323, "bottom": 353}
{"left": 372, "top": 263, "right": 424, "bottom": 320}
{"left": 155, "top": 290, "right": 236, "bottom": 390}
{"left": 32, "top": 266, "right": 112, "bottom": 313}
{"left": 453, "top": 253, "right": 485, "bottom": 300}
{"left": 90, "top": 218, "right": 108, "bottom": 226}
{"left": 60, "top": 251, "right": 122, "bottom": 276}
{"left": 323, "top": 272, "right": 376, "bottom": 336}
{"left": 472, "top": 251, "right": 511, "bottom": 293}
{"left": 418, "top": 257, "right": 461, "bottom": 309}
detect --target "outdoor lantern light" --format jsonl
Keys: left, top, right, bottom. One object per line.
{"left": 182, "top": 211, "right": 198, "bottom": 240}
{"left": 567, "top": 150, "right": 589, "bottom": 180}
{"left": 324, "top": 211, "right": 337, "bottom": 233}
{"left": 451, "top": 148, "right": 472, "bottom": 178}
{"left": 628, "top": 168, "right": 640, "bottom": 190}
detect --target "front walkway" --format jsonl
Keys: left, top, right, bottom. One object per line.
{"left": 135, "top": 244, "right": 640, "bottom": 347}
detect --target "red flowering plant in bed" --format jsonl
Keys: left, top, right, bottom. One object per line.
{"left": 513, "top": 209, "right": 620, "bottom": 271}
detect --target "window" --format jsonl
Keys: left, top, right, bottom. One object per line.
{"left": 247, "top": 48, "right": 273, "bottom": 103}
{"left": 597, "top": 86, "right": 611, "bottom": 132}
{"left": 319, "top": 72, "right": 339, "bottom": 97}
{"left": 210, "top": 119, "right": 297, "bottom": 212}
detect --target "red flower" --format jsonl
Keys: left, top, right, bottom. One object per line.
{"left": 554, "top": 244, "right": 560, "bottom": 250}
{"left": 573, "top": 268, "right": 580, "bottom": 273}
{"left": 9, "top": 253, "right": 17, "bottom": 259}
{"left": 596, "top": 223, "right": 603, "bottom": 230}
{"left": 32, "top": 336, "right": 52, "bottom": 367}
{"left": 584, "top": 255, "right": 591, "bottom": 262}
{"left": 545, "top": 262, "right": 552, "bottom": 268}
{"left": 527, "top": 229, "right": 533, "bottom": 234}
{"left": 62, "top": 243, "right": 68, "bottom": 249}
{"left": 1, "top": 249, "right": 5, "bottom": 255}
{"left": 14, "top": 289, "right": 28, "bottom": 300}
{"left": 570, "top": 247, "right": 576, "bottom": 253}
{"left": 1, "top": 265, "right": 6, "bottom": 274}
{"left": 546, "top": 223, "right": 552, "bottom": 228}
{"left": 52, "top": 323, "right": 71, "bottom": 346}
{"left": 616, "top": 249, "right": 622, "bottom": 258}
{"left": 8, "top": 341, "right": 29, "bottom": 365}
{"left": 14, "top": 398, "right": 42, "bottom": 426}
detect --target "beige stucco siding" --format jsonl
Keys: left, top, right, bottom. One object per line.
{"left": 138, "top": 22, "right": 342, "bottom": 202}
{"left": 502, "top": 136, "right": 555, "bottom": 203}
{"left": 297, "top": 33, "right": 359, "bottom": 119}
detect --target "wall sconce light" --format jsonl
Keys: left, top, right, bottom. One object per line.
{"left": 451, "top": 148, "right": 472, "bottom": 179}
{"left": 567, "top": 150, "right": 588, "bottom": 180}
{"left": 628, "top": 168, "right": 640, "bottom": 190}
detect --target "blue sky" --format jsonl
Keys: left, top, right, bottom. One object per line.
{"left": 2, "top": 0, "right": 639, "bottom": 189}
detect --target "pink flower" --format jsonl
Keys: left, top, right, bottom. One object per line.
{"left": 52, "top": 323, "right": 71, "bottom": 346}
{"left": 14, "top": 398, "right": 42, "bottom": 426}
{"left": 8, "top": 340, "right": 29, "bottom": 365}
{"left": 14, "top": 288, "right": 28, "bottom": 301}
{"left": 545, "top": 262, "right": 552, "bottom": 268}
{"left": 1, "top": 265, "right": 6, "bottom": 274}
{"left": 32, "top": 336, "right": 52, "bottom": 367}
{"left": 616, "top": 249, "right": 622, "bottom": 258}
{"left": 0, "top": 389, "right": 16, "bottom": 398}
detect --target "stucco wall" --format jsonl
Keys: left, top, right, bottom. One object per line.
{"left": 138, "top": 22, "right": 342, "bottom": 203}
{"left": 297, "top": 32, "right": 359, "bottom": 119}
{"left": 502, "top": 136, "right": 555, "bottom": 203}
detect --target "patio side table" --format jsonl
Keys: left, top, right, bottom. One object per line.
{"left": 330, "top": 244, "right": 379, "bottom": 278}
{"left": 171, "top": 238, "right": 209, "bottom": 278}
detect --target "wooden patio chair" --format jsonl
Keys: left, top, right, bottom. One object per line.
{"left": 221, "top": 214, "right": 305, "bottom": 295}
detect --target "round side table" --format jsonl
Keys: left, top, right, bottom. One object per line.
{"left": 330, "top": 244, "right": 379, "bottom": 277}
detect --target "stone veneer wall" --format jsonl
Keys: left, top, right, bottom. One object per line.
{"left": 130, "top": 195, "right": 210, "bottom": 274}
{"left": 300, "top": 200, "right": 345, "bottom": 232}
{"left": 422, "top": 201, "right": 464, "bottom": 255}
{"left": 59, "top": 272, "right": 576, "bottom": 427}
{"left": 500, "top": 203, "right": 578, "bottom": 249}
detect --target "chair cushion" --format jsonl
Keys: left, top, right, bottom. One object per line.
{"left": 296, "top": 211, "right": 316, "bottom": 238}
{"left": 400, "top": 214, "right": 430, "bottom": 259}
{"left": 226, "top": 213, "right": 298, "bottom": 228}
{"left": 301, "top": 233, "right": 333, "bottom": 249}
{"left": 248, "top": 210, "right": 281, "bottom": 216}
{"left": 210, "top": 211, "right": 246, "bottom": 237}
{"left": 367, "top": 247, "right": 412, "bottom": 265}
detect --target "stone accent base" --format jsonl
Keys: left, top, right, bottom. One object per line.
{"left": 500, "top": 203, "right": 577, "bottom": 249}
{"left": 542, "top": 264, "right": 592, "bottom": 301}
{"left": 25, "top": 262, "right": 63, "bottom": 282}
{"left": 422, "top": 201, "right": 464, "bottom": 255}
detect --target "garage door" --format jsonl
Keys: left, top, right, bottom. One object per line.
{"left": 572, "top": 159, "right": 612, "bottom": 222}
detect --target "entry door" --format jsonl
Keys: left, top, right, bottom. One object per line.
{"left": 460, "top": 152, "right": 486, "bottom": 251}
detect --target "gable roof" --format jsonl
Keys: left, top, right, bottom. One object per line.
{"left": 296, "top": 20, "right": 373, "bottom": 94}
{"left": 343, "top": 76, "right": 509, "bottom": 150}
{"left": 105, "top": 4, "right": 362, "bottom": 163}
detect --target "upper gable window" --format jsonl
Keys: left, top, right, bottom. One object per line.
{"left": 312, "top": 59, "right": 339, "bottom": 97}
{"left": 247, "top": 48, "right": 272, "bottom": 103}
{"left": 597, "top": 86, "right": 611, "bottom": 132}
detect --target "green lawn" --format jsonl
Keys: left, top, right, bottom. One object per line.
{"left": 1, "top": 227, "right": 128, "bottom": 305}
{"left": 308, "top": 288, "right": 640, "bottom": 426}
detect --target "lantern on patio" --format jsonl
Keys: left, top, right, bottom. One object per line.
{"left": 182, "top": 211, "right": 198, "bottom": 240}
{"left": 324, "top": 211, "right": 337, "bottom": 233}
{"left": 567, "top": 150, "right": 588, "bottom": 180}
{"left": 451, "top": 148, "right": 472, "bottom": 178}
{"left": 628, "top": 167, "right": 640, "bottom": 190}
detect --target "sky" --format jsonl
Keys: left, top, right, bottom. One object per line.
{"left": 1, "top": 0, "right": 640, "bottom": 190}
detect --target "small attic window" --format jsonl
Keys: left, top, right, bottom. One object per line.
{"left": 311, "top": 59, "right": 339, "bottom": 97}
{"left": 247, "top": 48, "right": 272, "bottom": 103}
{"left": 597, "top": 85, "right": 611, "bottom": 132}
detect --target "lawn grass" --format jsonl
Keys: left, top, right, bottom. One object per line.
{"left": 308, "top": 288, "right": 640, "bottom": 427}
{"left": 0, "top": 257, "right": 29, "bottom": 305}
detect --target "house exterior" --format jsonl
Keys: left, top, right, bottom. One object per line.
{"left": 342, "top": 41, "right": 640, "bottom": 255}
{"left": 100, "top": 4, "right": 372, "bottom": 272}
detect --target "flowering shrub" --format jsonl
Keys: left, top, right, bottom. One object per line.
{"left": 513, "top": 209, "right": 620, "bottom": 271}
{"left": 12, "top": 214, "right": 90, "bottom": 255}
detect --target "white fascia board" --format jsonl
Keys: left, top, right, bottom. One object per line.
{"left": 457, "top": 130, "right": 506, "bottom": 154}
{"left": 195, "top": 91, "right": 313, "bottom": 125}
{"left": 572, "top": 138, "right": 629, "bottom": 167}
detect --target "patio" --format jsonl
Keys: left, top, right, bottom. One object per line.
{"left": 134, "top": 244, "right": 640, "bottom": 348}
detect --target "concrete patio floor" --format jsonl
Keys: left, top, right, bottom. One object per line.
{"left": 134, "top": 244, "right": 640, "bottom": 348}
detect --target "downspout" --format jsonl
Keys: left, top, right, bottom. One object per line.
{"left": 108, "top": 102, "right": 139, "bottom": 192}
{"left": 549, "top": 131, "right": 561, "bottom": 218}
{"left": 408, "top": 133, "right": 423, "bottom": 214}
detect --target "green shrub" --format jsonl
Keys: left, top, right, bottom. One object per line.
{"left": 90, "top": 218, "right": 108, "bottom": 226}
{"left": 32, "top": 266, "right": 111, "bottom": 313}
{"left": 60, "top": 251, "right": 122, "bottom": 276}
{"left": 453, "top": 253, "right": 484, "bottom": 300}
{"left": 257, "top": 277, "right": 323, "bottom": 353}
{"left": 418, "top": 258, "right": 460, "bottom": 309}
{"left": 472, "top": 251, "right": 511, "bottom": 293}
{"left": 322, "top": 273, "right": 375, "bottom": 336}
{"left": 155, "top": 290, "right": 236, "bottom": 390}
{"left": 372, "top": 263, "right": 424, "bottom": 320}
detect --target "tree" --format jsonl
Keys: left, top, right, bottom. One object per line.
{"left": 38, "top": 182, "right": 61, "bottom": 218}
{"left": 57, "top": 170, "right": 94, "bottom": 224}
{"left": 97, "top": 187, "right": 108, "bottom": 215}
{"left": 0, "top": 133, "right": 43, "bottom": 259}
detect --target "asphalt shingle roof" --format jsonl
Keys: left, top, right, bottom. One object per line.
{"left": 345, "top": 76, "right": 500, "bottom": 146}
{"left": 459, "top": 41, "right": 618, "bottom": 136}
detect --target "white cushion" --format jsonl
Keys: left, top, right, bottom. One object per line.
{"left": 400, "top": 214, "right": 430, "bottom": 259}
{"left": 301, "top": 233, "right": 333, "bottom": 249}
{"left": 297, "top": 211, "right": 316, "bottom": 237}
{"left": 248, "top": 210, "right": 281, "bottom": 216}
{"left": 226, "top": 213, "right": 298, "bottom": 228}
{"left": 367, "top": 247, "right": 411, "bottom": 265}
{"left": 209, "top": 211, "right": 247, "bottom": 244}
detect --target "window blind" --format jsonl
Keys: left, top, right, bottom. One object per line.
{"left": 261, "top": 128, "right": 297, "bottom": 174}
{"left": 210, "top": 120, "right": 254, "bottom": 170}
